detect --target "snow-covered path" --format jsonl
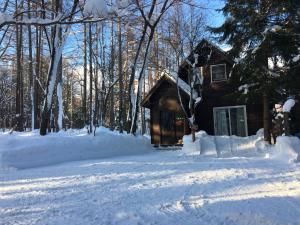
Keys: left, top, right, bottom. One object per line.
{"left": 1, "top": 151, "right": 300, "bottom": 225}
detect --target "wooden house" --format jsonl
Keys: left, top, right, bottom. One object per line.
{"left": 142, "top": 39, "right": 263, "bottom": 146}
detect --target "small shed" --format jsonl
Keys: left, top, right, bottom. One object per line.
{"left": 141, "top": 71, "right": 193, "bottom": 146}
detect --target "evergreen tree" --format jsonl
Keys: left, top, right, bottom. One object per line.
{"left": 211, "top": 0, "right": 300, "bottom": 142}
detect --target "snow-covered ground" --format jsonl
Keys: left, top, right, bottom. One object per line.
{"left": 1, "top": 150, "right": 300, "bottom": 225}
{"left": 1, "top": 129, "right": 300, "bottom": 225}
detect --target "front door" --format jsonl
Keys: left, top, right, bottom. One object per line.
{"left": 160, "top": 111, "right": 175, "bottom": 145}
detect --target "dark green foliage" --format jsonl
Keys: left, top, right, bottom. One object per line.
{"left": 211, "top": 0, "right": 300, "bottom": 99}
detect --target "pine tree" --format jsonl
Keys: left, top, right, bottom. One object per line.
{"left": 211, "top": 0, "right": 300, "bottom": 142}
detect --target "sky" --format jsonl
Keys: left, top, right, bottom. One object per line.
{"left": 203, "top": 0, "right": 226, "bottom": 27}
{"left": 0, "top": 0, "right": 227, "bottom": 69}
{"left": 201, "top": 0, "right": 230, "bottom": 50}
{"left": 60, "top": 0, "right": 228, "bottom": 74}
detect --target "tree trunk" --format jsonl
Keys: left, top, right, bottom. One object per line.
{"left": 27, "top": 0, "right": 35, "bottom": 130}
{"left": 141, "top": 75, "right": 146, "bottom": 134}
{"left": 34, "top": 4, "right": 44, "bottom": 129}
{"left": 83, "top": 23, "right": 87, "bottom": 126}
{"left": 40, "top": 27, "right": 64, "bottom": 135}
{"left": 127, "top": 24, "right": 148, "bottom": 131}
{"left": 94, "top": 25, "right": 99, "bottom": 129}
{"left": 131, "top": 29, "right": 155, "bottom": 134}
{"left": 15, "top": 2, "right": 24, "bottom": 132}
{"left": 109, "top": 19, "right": 115, "bottom": 130}
{"left": 263, "top": 93, "right": 271, "bottom": 143}
{"left": 56, "top": 0, "right": 63, "bottom": 131}
{"left": 118, "top": 17, "right": 124, "bottom": 133}
{"left": 89, "top": 23, "right": 93, "bottom": 133}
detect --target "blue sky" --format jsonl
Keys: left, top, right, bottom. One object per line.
{"left": 203, "top": 0, "right": 226, "bottom": 27}
{"left": 63, "top": 0, "right": 228, "bottom": 66}
{"left": 199, "top": 0, "right": 229, "bottom": 50}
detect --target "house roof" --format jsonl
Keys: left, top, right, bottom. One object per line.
{"left": 198, "top": 39, "right": 234, "bottom": 64}
{"left": 141, "top": 70, "right": 194, "bottom": 108}
{"left": 180, "top": 39, "right": 234, "bottom": 69}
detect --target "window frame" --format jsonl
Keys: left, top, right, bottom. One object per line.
{"left": 210, "top": 63, "right": 227, "bottom": 82}
{"left": 213, "top": 105, "right": 248, "bottom": 136}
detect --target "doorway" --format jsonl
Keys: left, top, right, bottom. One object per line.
{"left": 213, "top": 105, "right": 248, "bottom": 137}
{"left": 160, "top": 111, "right": 185, "bottom": 145}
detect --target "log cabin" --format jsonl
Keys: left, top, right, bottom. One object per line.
{"left": 141, "top": 39, "right": 263, "bottom": 146}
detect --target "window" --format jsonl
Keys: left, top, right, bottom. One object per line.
{"left": 213, "top": 106, "right": 248, "bottom": 137}
{"left": 210, "top": 64, "right": 227, "bottom": 82}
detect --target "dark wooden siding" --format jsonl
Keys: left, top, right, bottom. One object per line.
{"left": 291, "top": 103, "right": 300, "bottom": 134}
{"left": 246, "top": 104, "right": 264, "bottom": 135}
{"left": 148, "top": 80, "right": 190, "bottom": 145}
{"left": 179, "top": 42, "right": 263, "bottom": 136}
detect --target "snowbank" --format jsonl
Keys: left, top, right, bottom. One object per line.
{"left": 0, "top": 127, "right": 153, "bottom": 169}
{"left": 183, "top": 130, "right": 264, "bottom": 157}
{"left": 271, "top": 136, "right": 300, "bottom": 163}
{"left": 183, "top": 130, "right": 299, "bottom": 163}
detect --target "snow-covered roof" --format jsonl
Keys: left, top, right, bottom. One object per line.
{"left": 141, "top": 69, "right": 195, "bottom": 107}
{"left": 160, "top": 70, "right": 193, "bottom": 98}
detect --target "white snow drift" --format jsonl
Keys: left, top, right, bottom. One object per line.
{"left": 183, "top": 130, "right": 299, "bottom": 163}
{"left": 0, "top": 127, "right": 153, "bottom": 170}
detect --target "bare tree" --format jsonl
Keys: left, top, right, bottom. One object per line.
{"left": 118, "top": 16, "right": 124, "bottom": 133}
{"left": 40, "top": 0, "right": 80, "bottom": 135}
{"left": 128, "top": 0, "right": 176, "bottom": 134}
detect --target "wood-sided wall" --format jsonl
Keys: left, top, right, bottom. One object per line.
{"left": 148, "top": 80, "right": 190, "bottom": 145}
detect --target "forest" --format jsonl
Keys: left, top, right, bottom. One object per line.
{"left": 0, "top": 0, "right": 209, "bottom": 135}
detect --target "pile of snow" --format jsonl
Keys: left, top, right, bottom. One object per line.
{"left": 183, "top": 129, "right": 299, "bottom": 163}
{"left": 0, "top": 127, "right": 153, "bottom": 170}
{"left": 183, "top": 130, "right": 264, "bottom": 157}
{"left": 271, "top": 136, "right": 299, "bottom": 163}
{"left": 283, "top": 98, "right": 295, "bottom": 112}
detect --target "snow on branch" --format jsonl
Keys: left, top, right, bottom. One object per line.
{"left": 0, "top": 1, "right": 109, "bottom": 29}
{"left": 283, "top": 99, "right": 296, "bottom": 113}
{"left": 238, "top": 83, "right": 258, "bottom": 94}
{"left": 0, "top": 12, "right": 12, "bottom": 25}
{"left": 83, "top": 0, "right": 108, "bottom": 18}
{"left": 292, "top": 48, "right": 300, "bottom": 63}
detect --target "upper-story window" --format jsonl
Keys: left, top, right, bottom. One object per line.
{"left": 210, "top": 64, "right": 227, "bottom": 82}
